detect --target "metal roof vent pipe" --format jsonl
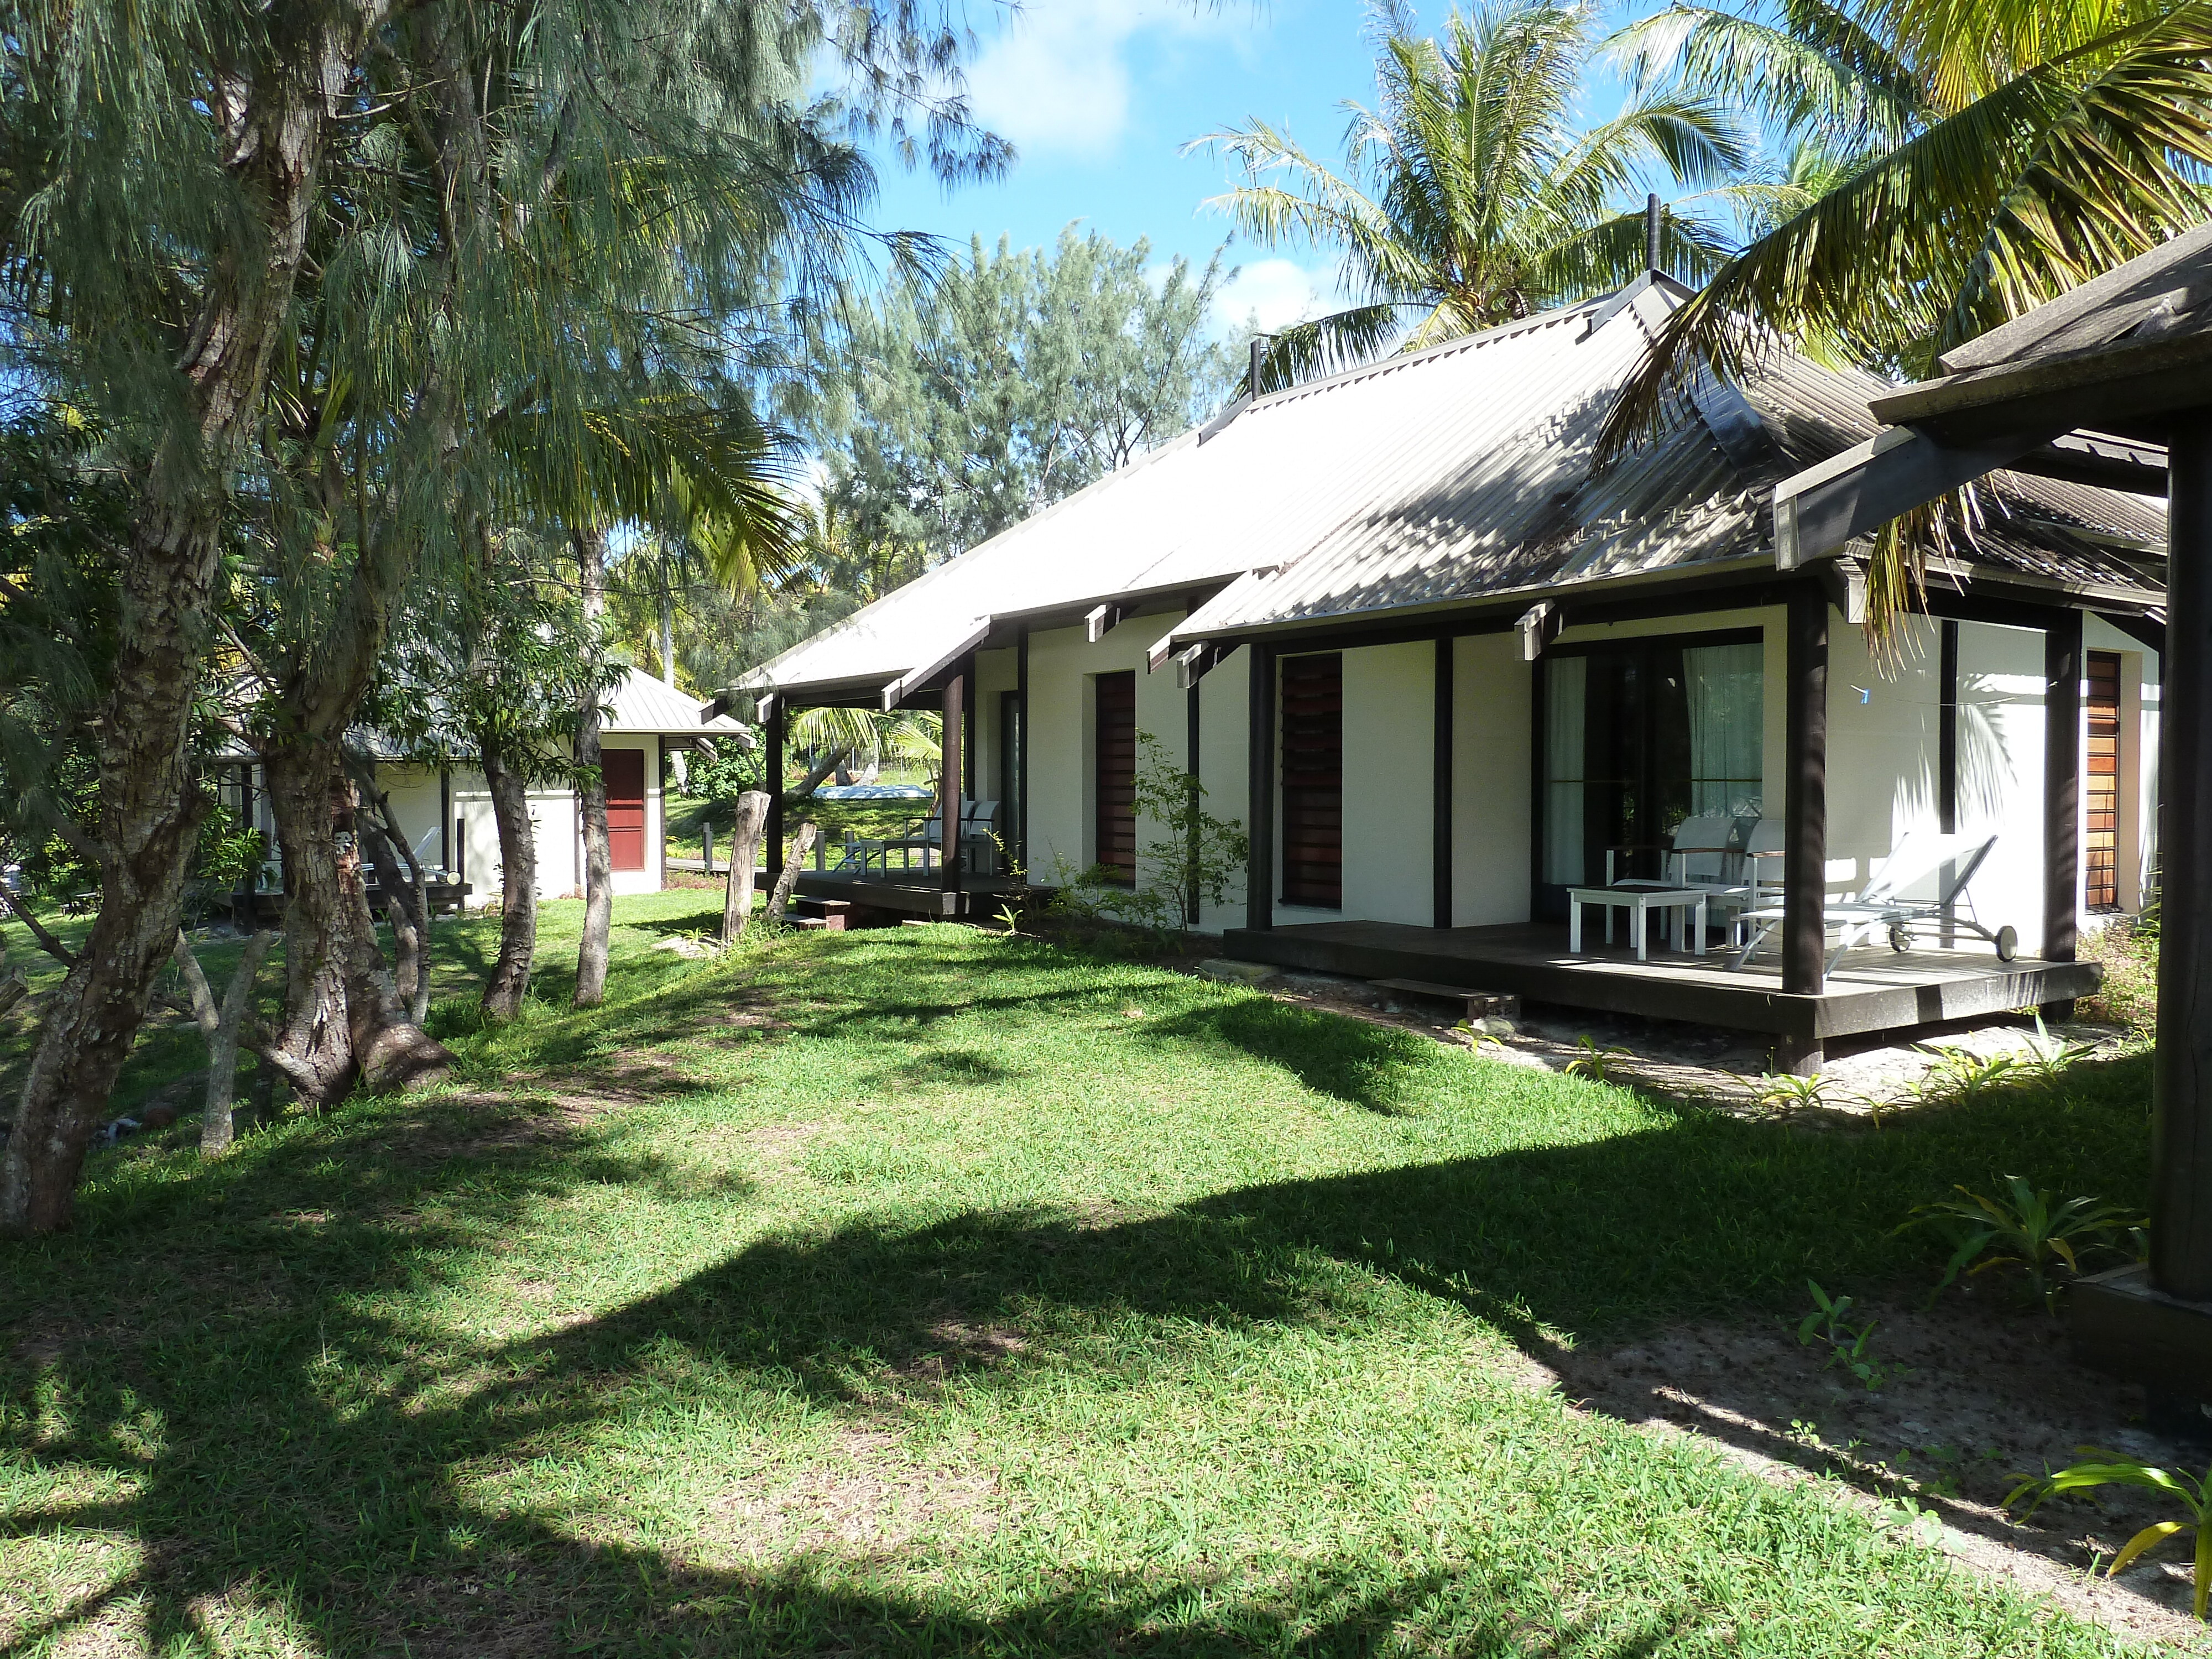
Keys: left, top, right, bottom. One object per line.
{"left": 1249, "top": 333, "right": 1271, "bottom": 401}
{"left": 1646, "top": 192, "right": 1663, "bottom": 275}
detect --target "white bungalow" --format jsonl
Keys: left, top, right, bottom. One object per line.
{"left": 739, "top": 273, "right": 2166, "bottom": 1070}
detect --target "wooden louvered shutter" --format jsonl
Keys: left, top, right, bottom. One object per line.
{"left": 1279, "top": 653, "right": 1343, "bottom": 908}
{"left": 1094, "top": 671, "right": 1137, "bottom": 885}
{"left": 2085, "top": 650, "right": 2121, "bottom": 911}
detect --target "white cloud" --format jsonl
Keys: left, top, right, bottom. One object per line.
{"left": 966, "top": 0, "right": 1220, "bottom": 160}
{"left": 1209, "top": 258, "right": 1339, "bottom": 334}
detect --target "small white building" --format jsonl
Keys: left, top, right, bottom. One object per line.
{"left": 227, "top": 668, "right": 744, "bottom": 907}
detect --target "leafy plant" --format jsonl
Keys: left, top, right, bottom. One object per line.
{"left": 1755, "top": 1071, "right": 1831, "bottom": 1115}
{"left": 2022, "top": 1011, "right": 2098, "bottom": 1087}
{"left": 1453, "top": 1019, "right": 1506, "bottom": 1055}
{"left": 2007, "top": 1452, "right": 2212, "bottom": 1620}
{"left": 1901, "top": 1176, "right": 2146, "bottom": 1307}
{"left": 1797, "top": 1280, "right": 1898, "bottom": 1390}
{"left": 993, "top": 903, "right": 1024, "bottom": 935}
{"left": 1045, "top": 732, "right": 1248, "bottom": 937}
{"left": 1913, "top": 1044, "right": 2022, "bottom": 1100}
{"left": 1562, "top": 1035, "right": 1631, "bottom": 1083}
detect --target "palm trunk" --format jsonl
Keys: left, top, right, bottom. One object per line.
{"left": 0, "top": 14, "right": 379, "bottom": 1234}
{"left": 479, "top": 733, "right": 539, "bottom": 1021}
{"left": 573, "top": 525, "right": 613, "bottom": 1008}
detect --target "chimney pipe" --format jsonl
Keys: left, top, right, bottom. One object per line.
{"left": 1646, "top": 192, "right": 1663, "bottom": 275}
{"left": 1248, "top": 335, "right": 1268, "bottom": 400}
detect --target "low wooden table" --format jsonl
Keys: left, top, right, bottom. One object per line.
{"left": 1567, "top": 885, "right": 1709, "bottom": 961}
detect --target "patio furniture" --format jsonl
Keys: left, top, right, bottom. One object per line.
{"left": 859, "top": 799, "right": 1001, "bottom": 874}
{"left": 1567, "top": 885, "right": 1709, "bottom": 961}
{"left": 1725, "top": 829, "right": 2011, "bottom": 972}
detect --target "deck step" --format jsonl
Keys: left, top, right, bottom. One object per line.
{"left": 781, "top": 912, "right": 839, "bottom": 931}
{"left": 1369, "top": 978, "right": 1520, "bottom": 1020}
{"left": 792, "top": 895, "right": 854, "bottom": 917}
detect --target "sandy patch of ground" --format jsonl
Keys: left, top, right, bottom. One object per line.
{"left": 700, "top": 1424, "right": 1004, "bottom": 1565}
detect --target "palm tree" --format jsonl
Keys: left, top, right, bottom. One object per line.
{"left": 1191, "top": 1, "right": 1752, "bottom": 389}
{"left": 1600, "top": 0, "right": 2212, "bottom": 622}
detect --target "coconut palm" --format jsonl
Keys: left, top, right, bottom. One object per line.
{"left": 1191, "top": 1, "right": 1752, "bottom": 390}
{"left": 1600, "top": 0, "right": 2212, "bottom": 470}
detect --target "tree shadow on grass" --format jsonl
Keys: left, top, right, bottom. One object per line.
{"left": 3, "top": 1020, "right": 2156, "bottom": 1656}
{"left": 1134, "top": 995, "right": 1442, "bottom": 1114}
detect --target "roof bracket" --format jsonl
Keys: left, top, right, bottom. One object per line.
{"left": 1086, "top": 604, "right": 1124, "bottom": 644}
{"left": 1172, "top": 642, "right": 1230, "bottom": 689}
{"left": 1817, "top": 557, "right": 1869, "bottom": 627}
{"left": 1517, "top": 602, "right": 1561, "bottom": 661}
{"left": 753, "top": 691, "right": 776, "bottom": 723}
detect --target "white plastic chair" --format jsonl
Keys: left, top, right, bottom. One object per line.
{"left": 1726, "top": 829, "right": 2010, "bottom": 971}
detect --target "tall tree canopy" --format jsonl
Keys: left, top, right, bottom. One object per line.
{"left": 1194, "top": 0, "right": 1752, "bottom": 389}
{"left": 807, "top": 226, "right": 1245, "bottom": 566}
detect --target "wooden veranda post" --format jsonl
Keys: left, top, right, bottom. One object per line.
{"left": 2157, "top": 416, "right": 2212, "bottom": 1304}
{"left": 2043, "top": 610, "right": 2083, "bottom": 992}
{"left": 1780, "top": 586, "right": 1830, "bottom": 1067}
{"left": 941, "top": 670, "right": 963, "bottom": 895}
{"left": 765, "top": 698, "right": 786, "bottom": 893}
{"left": 1246, "top": 644, "right": 1275, "bottom": 931}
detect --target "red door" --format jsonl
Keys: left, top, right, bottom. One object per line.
{"left": 603, "top": 748, "right": 646, "bottom": 872}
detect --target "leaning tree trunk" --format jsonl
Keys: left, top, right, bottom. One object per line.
{"left": 263, "top": 738, "right": 452, "bottom": 1104}
{"left": 0, "top": 12, "right": 384, "bottom": 1234}
{"left": 171, "top": 929, "right": 276, "bottom": 1156}
{"left": 479, "top": 734, "right": 539, "bottom": 1021}
{"left": 355, "top": 783, "right": 430, "bottom": 1021}
{"left": 573, "top": 525, "right": 613, "bottom": 1008}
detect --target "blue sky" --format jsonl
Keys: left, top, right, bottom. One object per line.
{"left": 865, "top": 0, "right": 1639, "bottom": 335}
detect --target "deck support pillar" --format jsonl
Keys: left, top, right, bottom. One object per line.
{"left": 765, "top": 698, "right": 786, "bottom": 893}
{"left": 1433, "top": 636, "right": 1453, "bottom": 929}
{"left": 941, "top": 669, "right": 964, "bottom": 895}
{"left": 1778, "top": 585, "right": 1829, "bottom": 1073}
{"left": 1247, "top": 644, "right": 1274, "bottom": 931}
{"left": 2072, "top": 415, "right": 2212, "bottom": 1422}
{"left": 2042, "top": 608, "right": 2083, "bottom": 1016}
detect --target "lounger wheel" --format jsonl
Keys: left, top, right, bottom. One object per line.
{"left": 1995, "top": 925, "right": 2018, "bottom": 962}
{"left": 1888, "top": 925, "right": 1912, "bottom": 954}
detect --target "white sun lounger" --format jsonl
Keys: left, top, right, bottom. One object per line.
{"left": 1725, "top": 829, "right": 2012, "bottom": 972}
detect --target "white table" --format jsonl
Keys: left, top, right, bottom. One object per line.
{"left": 1567, "top": 886, "right": 1709, "bottom": 961}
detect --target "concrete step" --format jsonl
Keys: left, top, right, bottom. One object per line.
{"left": 781, "top": 912, "right": 837, "bottom": 931}
{"left": 791, "top": 895, "right": 854, "bottom": 918}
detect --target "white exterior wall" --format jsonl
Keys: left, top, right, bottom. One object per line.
{"left": 1006, "top": 598, "right": 2161, "bottom": 945}
{"left": 388, "top": 735, "right": 668, "bottom": 907}
{"left": 1452, "top": 632, "right": 1531, "bottom": 925}
{"left": 1024, "top": 613, "right": 1191, "bottom": 888}
{"left": 1273, "top": 641, "right": 1433, "bottom": 927}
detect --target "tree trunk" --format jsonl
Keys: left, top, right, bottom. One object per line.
{"left": 355, "top": 784, "right": 429, "bottom": 1021}
{"left": 722, "top": 790, "right": 770, "bottom": 943}
{"left": 573, "top": 525, "right": 613, "bottom": 1008}
{"left": 0, "top": 8, "right": 385, "bottom": 1234}
{"left": 479, "top": 733, "right": 539, "bottom": 1021}
{"left": 263, "top": 738, "right": 452, "bottom": 1104}
{"left": 661, "top": 590, "right": 677, "bottom": 686}
{"left": 767, "top": 821, "right": 817, "bottom": 922}
{"left": 171, "top": 929, "right": 276, "bottom": 1156}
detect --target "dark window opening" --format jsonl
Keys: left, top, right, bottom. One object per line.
{"left": 1094, "top": 672, "right": 1136, "bottom": 885}
{"left": 1280, "top": 653, "right": 1343, "bottom": 909}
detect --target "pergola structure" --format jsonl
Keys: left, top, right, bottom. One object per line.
{"left": 1772, "top": 223, "right": 2209, "bottom": 1416}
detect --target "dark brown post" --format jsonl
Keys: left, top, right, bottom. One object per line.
{"left": 941, "top": 671, "right": 963, "bottom": 895}
{"left": 2156, "top": 416, "right": 2212, "bottom": 1303}
{"left": 2043, "top": 609, "right": 2083, "bottom": 982}
{"left": 1246, "top": 644, "right": 1274, "bottom": 931}
{"left": 1186, "top": 680, "right": 1202, "bottom": 926}
{"left": 1016, "top": 629, "right": 1031, "bottom": 872}
{"left": 1433, "top": 635, "right": 1453, "bottom": 928}
{"left": 764, "top": 697, "right": 785, "bottom": 893}
{"left": 1780, "top": 586, "right": 1829, "bottom": 1067}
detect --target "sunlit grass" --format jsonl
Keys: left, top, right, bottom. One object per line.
{"left": 0, "top": 896, "right": 2157, "bottom": 1655}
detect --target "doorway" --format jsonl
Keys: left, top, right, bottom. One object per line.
{"left": 1536, "top": 629, "right": 1764, "bottom": 919}
{"left": 603, "top": 748, "right": 647, "bottom": 873}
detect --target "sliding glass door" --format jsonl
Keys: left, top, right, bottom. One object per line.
{"left": 1537, "top": 629, "right": 1765, "bottom": 918}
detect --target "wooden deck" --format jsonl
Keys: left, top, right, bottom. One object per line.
{"left": 1222, "top": 920, "right": 2102, "bottom": 1044}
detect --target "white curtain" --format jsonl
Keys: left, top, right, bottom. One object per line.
{"left": 1544, "top": 656, "right": 1587, "bottom": 884}
{"left": 1684, "top": 643, "right": 1764, "bottom": 817}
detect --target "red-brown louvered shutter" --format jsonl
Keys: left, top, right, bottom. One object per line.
{"left": 1279, "top": 653, "right": 1342, "bottom": 908}
{"left": 1095, "top": 671, "right": 1137, "bottom": 885}
{"left": 2085, "top": 650, "right": 2121, "bottom": 911}
{"left": 603, "top": 748, "right": 647, "bottom": 873}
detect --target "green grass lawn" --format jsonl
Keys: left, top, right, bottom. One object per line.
{"left": 0, "top": 893, "right": 2161, "bottom": 1655}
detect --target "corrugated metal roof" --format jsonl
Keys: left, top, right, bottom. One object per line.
{"left": 748, "top": 280, "right": 2166, "bottom": 695}
{"left": 604, "top": 667, "right": 747, "bottom": 735}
